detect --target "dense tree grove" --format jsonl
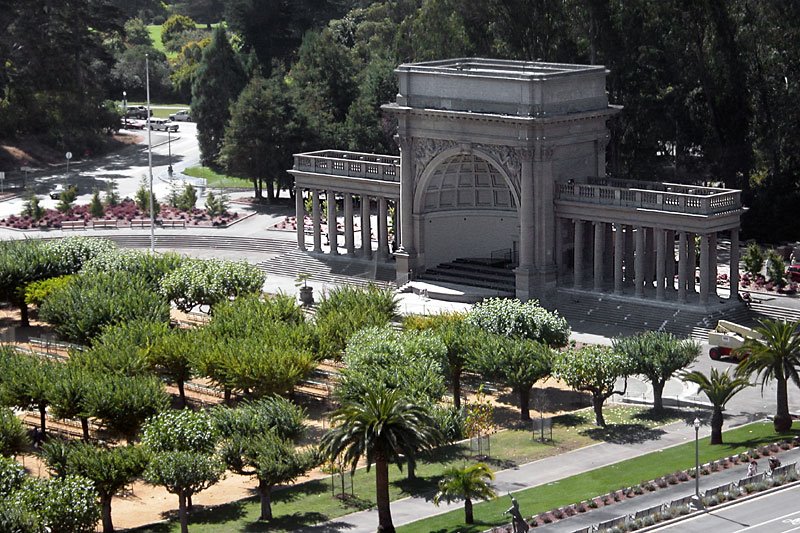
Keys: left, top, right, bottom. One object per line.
{"left": 3, "top": 1, "right": 798, "bottom": 236}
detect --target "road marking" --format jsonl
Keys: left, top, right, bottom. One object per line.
{"left": 737, "top": 509, "right": 800, "bottom": 532}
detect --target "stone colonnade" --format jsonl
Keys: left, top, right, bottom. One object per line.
{"left": 294, "top": 188, "right": 394, "bottom": 261}
{"left": 561, "top": 218, "right": 739, "bottom": 304}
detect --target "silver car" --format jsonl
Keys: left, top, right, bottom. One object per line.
{"left": 169, "top": 109, "right": 192, "bottom": 122}
{"left": 150, "top": 118, "right": 179, "bottom": 132}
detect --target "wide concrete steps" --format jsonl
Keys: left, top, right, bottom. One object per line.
{"left": 749, "top": 302, "right": 800, "bottom": 323}
{"left": 419, "top": 258, "right": 516, "bottom": 292}
{"left": 256, "top": 249, "right": 396, "bottom": 289}
{"left": 551, "top": 295, "right": 753, "bottom": 340}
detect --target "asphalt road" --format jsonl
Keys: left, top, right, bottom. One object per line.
{"left": 653, "top": 484, "right": 800, "bottom": 532}
{"left": 1, "top": 122, "right": 202, "bottom": 218}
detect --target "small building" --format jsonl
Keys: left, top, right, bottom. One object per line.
{"left": 289, "top": 58, "right": 743, "bottom": 309}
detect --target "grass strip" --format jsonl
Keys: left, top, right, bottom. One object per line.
{"left": 183, "top": 166, "right": 252, "bottom": 189}
{"left": 396, "top": 421, "right": 800, "bottom": 533}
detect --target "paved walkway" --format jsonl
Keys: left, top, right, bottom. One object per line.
{"left": 299, "top": 414, "right": 779, "bottom": 532}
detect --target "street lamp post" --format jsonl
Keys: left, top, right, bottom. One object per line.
{"left": 694, "top": 417, "right": 701, "bottom": 502}
{"left": 145, "top": 54, "right": 155, "bottom": 253}
{"left": 167, "top": 129, "right": 173, "bottom": 176}
{"left": 122, "top": 91, "right": 127, "bottom": 127}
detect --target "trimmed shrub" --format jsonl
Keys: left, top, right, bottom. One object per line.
{"left": 24, "top": 275, "right": 74, "bottom": 307}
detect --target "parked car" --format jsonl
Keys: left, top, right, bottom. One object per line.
{"left": 125, "top": 106, "right": 152, "bottom": 119}
{"left": 49, "top": 183, "right": 78, "bottom": 200}
{"left": 149, "top": 118, "right": 179, "bottom": 132}
{"left": 169, "top": 109, "right": 192, "bottom": 122}
{"left": 787, "top": 264, "right": 800, "bottom": 283}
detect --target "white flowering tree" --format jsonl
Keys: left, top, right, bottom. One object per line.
{"left": 81, "top": 248, "right": 184, "bottom": 291}
{"left": 160, "top": 258, "right": 265, "bottom": 313}
{"left": 467, "top": 298, "right": 570, "bottom": 347}
{"left": 553, "top": 345, "right": 634, "bottom": 426}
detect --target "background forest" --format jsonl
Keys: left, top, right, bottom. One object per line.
{"left": 1, "top": 0, "right": 799, "bottom": 241}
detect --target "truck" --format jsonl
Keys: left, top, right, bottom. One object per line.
{"left": 707, "top": 320, "right": 762, "bottom": 361}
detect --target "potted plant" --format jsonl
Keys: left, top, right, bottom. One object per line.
{"left": 296, "top": 272, "right": 314, "bottom": 306}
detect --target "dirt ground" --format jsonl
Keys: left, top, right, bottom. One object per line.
{"left": 1, "top": 305, "right": 589, "bottom": 530}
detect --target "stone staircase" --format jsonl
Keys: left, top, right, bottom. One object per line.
{"left": 418, "top": 258, "right": 516, "bottom": 293}
{"left": 256, "top": 249, "right": 396, "bottom": 289}
{"left": 550, "top": 294, "right": 755, "bottom": 340}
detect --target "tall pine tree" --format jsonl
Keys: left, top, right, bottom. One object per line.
{"left": 191, "top": 27, "right": 246, "bottom": 166}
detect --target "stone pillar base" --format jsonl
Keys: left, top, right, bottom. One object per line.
{"left": 394, "top": 249, "right": 418, "bottom": 285}
{"left": 516, "top": 266, "right": 557, "bottom": 304}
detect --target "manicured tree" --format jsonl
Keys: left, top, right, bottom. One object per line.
{"left": 49, "top": 365, "right": 95, "bottom": 441}
{"left": 85, "top": 375, "right": 170, "bottom": 443}
{"left": 404, "top": 312, "right": 479, "bottom": 409}
{"left": 766, "top": 250, "right": 786, "bottom": 286}
{"left": 212, "top": 396, "right": 307, "bottom": 443}
{"left": 471, "top": 335, "right": 552, "bottom": 421}
{"left": 467, "top": 297, "right": 571, "bottom": 347}
{"left": 0, "top": 239, "right": 58, "bottom": 326}
{"left": 612, "top": 331, "right": 700, "bottom": 413}
{"left": 0, "top": 408, "right": 28, "bottom": 456}
{"left": 142, "top": 410, "right": 223, "bottom": 533}
{"left": 681, "top": 368, "right": 750, "bottom": 444}
{"left": 736, "top": 319, "right": 800, "bottom": 432}
{"left": 89, "top": 189, "right": 105, "bottom": 218}
{"left": 21, "top": 194, "right": 44, "bottom": 220}
{"left": 433, "top": 463, "right": 497, "bottom": 524}
{"left": 221, "top": 430, "right": 317, "bottom": 520}
{"left": 191, "top": 26, "right": 246, "bottom": 165}
{"left": 146, "top": 328, "right": 196, "bottom": 408}
{"left": 314, "top": 285, "right": 399, "bottom": 358}
{"left": 0, "top": 355, "right": 60, "bottom": 436}
{"left": 553, "top": 345, "right": 634, "bottom": 427}
{"left": 40, "top": 271, "right": 170, "bottom": 344}
{"left": 338, "top": 326, "right": 446, "bottom": 479}
{"left": 24, "top": 275, "right": 73, "bottom": 308}
{"left": 321, "top": 387, "right": 439, "bottom": 532}
{"left": 159, "top": 258, "right": 265, "bottom": 314}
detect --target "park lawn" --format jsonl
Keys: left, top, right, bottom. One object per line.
{"left": 184, "top": 166, "right": 252, "bottom": 189}
{"left": 396, "top": 421, "right": 800, "bottom": 533}
{"left": 130, "top": 405, "right": 682, "bottom": 533}
{"left": 147, "top": 23, "right": 221, "bottom": 57}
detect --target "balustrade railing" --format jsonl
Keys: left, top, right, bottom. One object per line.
{"left": 293, "top": 150, "right": 400, "bottom": 183}
{"left": 557, "top": 181, "right": 741, "bottom": 216}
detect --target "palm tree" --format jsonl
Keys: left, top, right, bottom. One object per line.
{"left": 433, "top": 462, "right": 497, "bottom": 524}
{"left": 320, "top": 387, "right": 439, "bottom": 532}
{"left": 735, "top": 319, "right": 800, "bottom": 432}
{"left": 682, "top": 368, "right": 750, "bottom": 444}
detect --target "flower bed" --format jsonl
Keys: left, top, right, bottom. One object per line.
{"left": 0, "top": 198, "right": 239, "bottom": 230}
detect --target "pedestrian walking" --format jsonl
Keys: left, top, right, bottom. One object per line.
{"left": 747, "top": 460, "right": 757, "bottom": 477}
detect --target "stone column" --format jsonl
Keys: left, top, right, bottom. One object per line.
{"left": 656, "top": 228, "right": 666, "bottom": 300}
{"left": 361, "top": 195, "right": 372, "bottom": 259}
{"left": 614, "top": 222, "right": 624, "bottom": 294}
{"left": 635, "top": 226, "right": 645, "bottom": 297}
{"left": 624, "top": 226, "right": 635, "bottom": 285}
{"left": 645, "top": 227, "right": 655, "bottom": 285}
{"left": 594, "top": 222, "right": 605, "bottom": 291}
{"left": 518, "top": 152, "right": 535, "bottom": 270}
{"left": 312, "top": 189, "right": 322, "bottom": 253}
{"left": 295, "top": 188, "right": 306, "bottom": 251}
{"left": 327, "top": 190, "right": 338, "bottom": 255}
{"left": 573, "top": 219, "right": 584, "bottom": 288}
{"left": 730, "top": 229, "right": 740, "bottom": 300}
{"left": 555, "top": 217, "right": 564, "bottom": 272}
{"left": 398, "top": 136, "right": 414, "bottom": 254}
{"left": 378, "top": 197, "right": 389, "bottom": 260}
{"left": 700, "top": 234, "right": 711, "bottom": 305}
{"left": 688, "top": 234, "right": 697, "bottom": 293}
{"left": 604, "top": 223, "right": 614, "bottom": 281}
{"left": 665, "top": 230, "right": 676, "bottom": 291}
{"left": 709, "top": 232, "right": 718, "bottom": 298}
{"left": 343, "top": 192, "right": 355, "bottom": 255}
{"left": 678, "top": 232, "right": 688, "bottom": 303}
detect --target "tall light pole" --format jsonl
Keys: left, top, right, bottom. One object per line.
{"left": 145, "top": 54, "right": 155, "bottom": 253}
{"left": 694, "top": 417, "right": 701, "bottom": 503}
{"left": 122, "top": 91, "right": 127, "bottom": 127}
{"left": 167, "top": 129, "right": 173, "bottom": 176}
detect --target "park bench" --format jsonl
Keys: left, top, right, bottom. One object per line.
{"left": 91, "top": 219, "right": 118, "bottom": 229}
{"left": 130, "top": 218, "right": 152, "bottom": 228}
{"left": 61, "top": 220, "right": 86, "bottom": 230}
{"left": 160, "top": 219, "right": 186, "bottom": 228}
